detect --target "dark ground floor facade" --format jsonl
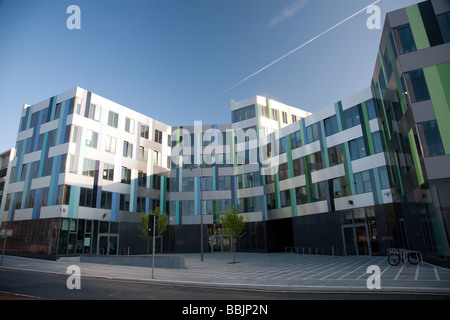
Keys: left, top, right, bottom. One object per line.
{"left": 2, "top": 202, "right": 448, "bottom": 267}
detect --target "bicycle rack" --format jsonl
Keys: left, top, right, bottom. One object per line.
{"left": 387, "top": 248, "right": 423, "bottom": 266}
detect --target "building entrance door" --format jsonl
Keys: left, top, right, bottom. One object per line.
{"left": 343, "top": 224, "right": 370, "bottom": 255}
{"left": 97, "top": 234, "right": 118, "bottom": 255}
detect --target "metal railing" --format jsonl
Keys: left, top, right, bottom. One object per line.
{"left": 285, "top": 247, "right": 324, "bottom": 255}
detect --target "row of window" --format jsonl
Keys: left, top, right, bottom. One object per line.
{"left": 88, "top": 104, "right": 169, "bottom": 145}
{"left": 19, "top": 98, "right": 169, "bottom": 147}
{"left": 5, "top": 164, "right": 391, "bottom": 214}
{"left": 232, "top": 104, "right": 301, "bottom": 125}
{"left": 392, "top": 9, "right": 450, "bottom": 58}
{"left": 170, "top": 199, "right": 233, "bottom": 216}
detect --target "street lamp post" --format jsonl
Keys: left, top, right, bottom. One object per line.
{"left": 189, "top": 163, "right": 215, "bottom": 262}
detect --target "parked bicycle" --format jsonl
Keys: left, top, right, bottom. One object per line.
{"left": 387, "top": 248, "right": 423, "bottom": 266}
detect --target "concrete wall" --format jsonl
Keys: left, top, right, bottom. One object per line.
{"left": 80, "top": 254, "right": 185, "bottom": 269}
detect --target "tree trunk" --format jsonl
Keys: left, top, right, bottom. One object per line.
{"left": 233, "top": 236, "right": 236, "bottom": 263}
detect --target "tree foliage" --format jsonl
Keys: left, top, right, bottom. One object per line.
{"left": 137, "top": 207, "right": 168, "bottom": 254}
{"left": 221, "top": 206, "right": 246, "bottom": 263}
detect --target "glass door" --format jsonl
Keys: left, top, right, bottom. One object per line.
{"left": 343, "top": 225, "right": 370, "bottom": 255}
{"left": 355, "top": 226, "right": 369, "bottom": 255}
{"left": 108, "top": 236, "right": 118, "bottom": 255}
{"left": 98, "top": 235, "right": 109, "bottom": 255}
{"left": 97, "top": 234, "right": 119, "bottom": 255}
{"left": 343, "top": 227, "right": 356, "bottom": 255}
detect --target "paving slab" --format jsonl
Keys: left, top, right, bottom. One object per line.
{"left": 1, "top": 252, "right": 450, "bottom": 294}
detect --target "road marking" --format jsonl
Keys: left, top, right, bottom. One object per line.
{"left": 434, "top": 267, "right": 440, "bottom": 281}
{"left": 394, "top": 265, "right": 404, "bottom": 280}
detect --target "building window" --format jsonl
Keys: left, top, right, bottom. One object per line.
{"left": 41, "top": 188, "right": 51, "bottom": 207}
{"left": 138, "top": 171, "right": 147, "bottom": 187}
{"left": 278, "top": 163, "right": 289, "bottom": 181}
{"left": 238, "top": 196, "right": 261, "bottom": 213}
{"left": 79, "top": 187, "right": 93, "bottom": 207}
{"left": 153, "top": 150, "right": 161, "bottom": 166}
{"left": 71, "top": 126, "right": 79, "bottom": 143}
{"left": 366, "top": 99, "right": 378, "bottom": 120}
{"left": 85, "top": 130, "right": 98, "bottom": 148}
{"left": 139, "top": 146, "right": 148, "bottom": 161}
{"left": 154, "top": 129, "right": 162, "bottom": 144}
{"left": 136, "top": 196, "right": 146, "bottom": 213}
{"left": 354, "top": 170, "right": 372, "bottom": 194}
{"left": 140, "top": 171, "right": 148, "bottom": 188}
{"left": 282, "top": 111, "right": 288, "bottom": 124}
{"left": 219, "top": 199, "right": 232, "bottom": 214}
{"left": 101, "top": 191, "right": 113, "bottom": 209}
{"left": 82, "top": 159, "right": 97, "bottom": 177}
{"left": 293, "top": 158, "right": 305, "bottom": 177}
{"left": 437, "top": 11, "right": 450, "bottom": 43}
{"left": 123, "top": 141, "right": 133, "bottom": 158}
{"left": 119, "top": 194, "right": 130, "bottom": 211}
{"left": 372, "top": 131, "right": 384, "bottom": 154}
{"left": 343, "top": 105, "right": 361, "bottom": 129}
{"left": 271, "top": 109, "right": 278, "bottom": 121}
{"left": 140, "top": 124, "right": 149, "bottom": 139}
{"left": 328, "top": 145, "right": 344, "bottom": 166}
{"left": 121, "top": 167, "right": 131, "bottom": 184}
{"left": 266, "top": 193, "right": 276, "bottom": 210}
{"left": 75, "top": 98, "right": 82, "bottom": 115}
{"left": 417, "top": 120, "right": 445, "bottom": 157}
{"left": 378, "top": 166, "right": 390, "bottom": 189}
{"left": 54, "top": 103, "right": 62, "bottom": 120}
{"left": 392, "top": 24, "right": 416, "bottom": 55}
{"left": 295, "top": 186, "right": 307, "bottom": 205}
{"left": 232, "top": 105, "right": 256, "bottom": 123}
{"left": 332, "top": 177, "right": 348, "bottom": 198}
{"left": 280, "top": 190, "right": 291, "bottom": 208}
{"left": 87, "top": 104, "right": 101, "bottom": 122}
{"left": 152, "top": 175, "right": 162, "bottom": 190}
{"left": 218, "top": 176, "right": 231, "bottom": 190}
{"left": 103, "top": 163, "right": 114, "bottom": 181}
{"left": 403, "top": 69, "right": 430, "bottom": 103}
{"left": 307, "top": 151, "right": 323, "bottom": 172}
{"left": 306, "top": 122, "right": 320, "bottom": 143}
{"left": 292, "top": 114, "right": 298, "bottom": 123}
{"left": 182, "top": 177, "right": 194, "bottom": 192}
{"left": 56, "top": 185, "right": 71, "bottom": 206}
{"left": 324, "top": 115, "right": 338, "bottom": 136}
{"left": 349, "top": 137, "right": 367, "bottom": 161}
{"left": 107, "top": 111, "right": 119, "bottom": 128}
{"left": 125, "top": 117, "right": 135, "bottom": 134}
{"left": 180, "top": 200, "right": 194, "bottom": 216}
{"left": 311, "top": 181, "right": 326, "bottom": 202}
{"left": 198, "top": 176, "right": 210, "bottom": 191}
{"left": 105, "top": 136, "right": 117, "bottom": 154}
{"left": 261, "top": 105, "right": 269, "bottom": 118}
{"left": 290, "top": 131, "right": 302, "bottom": 149}
{"left": 279, "top": 137, "right": 287, "bottom": 154}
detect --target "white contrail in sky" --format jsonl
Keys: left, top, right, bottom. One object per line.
{"left": 221, "top": 0, "right": 381, "bottom": 95}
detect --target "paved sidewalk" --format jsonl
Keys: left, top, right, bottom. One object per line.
{"left": 1, "top": 252, "right": 450, "bottom": 294}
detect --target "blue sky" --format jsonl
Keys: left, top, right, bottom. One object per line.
{"left": 0, "top": 0, "right": 421, "bottom": 152}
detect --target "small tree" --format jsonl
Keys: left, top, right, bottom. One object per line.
{"left": 138, "top": 207, "right": 168, "bottom": 254}
{"left": 221, "top": 206, "right": 246, "bottom": 263}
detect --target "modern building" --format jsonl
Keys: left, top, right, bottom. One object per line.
{"left": 0, "top": 87, "right": 172, "bottom": 256}
{"left": 0, "top": 149, "right": 12, "bottom": 206}
{"left": 371, "top": 0, "right": 450, "bottom": 266}
{"left": 0, "top": 0, "right": 449, "bottom": 266}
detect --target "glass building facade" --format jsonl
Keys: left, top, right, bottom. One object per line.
{"left": 0, "top": 0, "right": 449, "bottom": 267}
